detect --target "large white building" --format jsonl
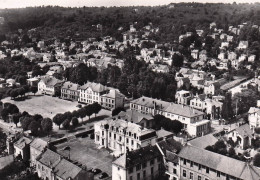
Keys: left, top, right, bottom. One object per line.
{"left": 248, "top": 101, "right": 260, "bottom": 131}
{"left": 130, "top": 96, "right": 211, "bottom": 137}
{"left": 94, "top": 118, "right": 157, "bottom": 156}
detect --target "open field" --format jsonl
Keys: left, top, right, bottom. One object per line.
{"left": 56, "top": 137, "right": 115, "bottom": 179}
{"left": 2, "top": 95, "right": 79, "bottom": 119}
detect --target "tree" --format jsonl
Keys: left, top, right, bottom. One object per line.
{"left": 10, "top": 89, "right": 18, "bottom": 99}
{"left": 171, "top": 120, "right": 184, "bottom": 134}
{"left": 62, "top": 119, "right": 71, "bottom": 130}
{"left": 33, "top": 114, "right": 43, "bottom": 123}
{"left": 41, "top": 118, "right": 53, "bottom": 136}
{"left": 1, "top": 108, "right": 9, "bottom": 121}
{"left": 255, "top": 127, "right": 260, "bottom": 134}
{"left": 72, "top": 117, "right": 79, "bottom": 127}
{"left": 28, "top": 121, "right": 40, "bottom": 136}
{"left": 30, "top": 86, "right": 38, "bottom": 95}
{"left": 172, "top": 53, "right": 184, "bottom": 68}
{"left": 221, "top": 92, "right": 233, "bottom": 121}
{"left": 77, "top": 108, "right": 86, "bottom": 122}
{"left": 228, "top": 147, "right": 236, "bottom": 157}
{"left": 112, "top": 107, "right": 126, "bottom": 116}
{"left": 84, "top": 105, "right": 93, "bottom": 120}
{"left": 91, "top": 103, "right": 102, "bottom": 117}
{"left": 20, "top": 116, "right": 32, "bottom": 131}
{"left": 12, "top": 113, "right": 21, "bottom": 127}
{"left": 53, "top": 113, "right": 64, "bottom": 129}
{"left": 253, "top": 153, "right": 260, "bottom": 167}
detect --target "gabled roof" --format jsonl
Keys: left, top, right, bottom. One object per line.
{"left": 101, "top": 89, "right": 125, "bottom": 99}
{"left": 164, "top": 104, "right": 204, "bottom": 118}
{"left": 117, "top": 109, "right": 153, "bottom": 124}
{"left": 248, "top": 107, "right": 260, "bottom": 114}
{"left": 54, "top": 158, "right": 82, "bottom": 179}
{"left": 14, "top": 137, "right": 32, "bottom": 150}
{"left": 156, "top": 138, "right": 182, "bottom": 154}
{"left": 113, "top": 145, "right": 161, "bottom": 169}
{"left": 178, "top": 145, "right": 260, "bottom": 180}
{"left": 232, "top": 124, "right": 254, "bottom": 139}
{"left": 188, "top": 134, "right": 218, "bottom": 149}
{"left": 62, "top": 81, "right": 79, "bottom": 91}
{"left": 30, "top": 138, "right": 48, "bottom": 152}
{"left": 40, "top": 76, "right": 64, "bottom": 87}
{"left": 37, "top": 149, "right": 61, "bottom": 167}
{"left": 79, "top": 82, "right": 108, "bottom": 93}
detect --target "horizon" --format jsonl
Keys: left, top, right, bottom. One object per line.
{"left": 0, "top": 0, "right": 259, "bottom": 9}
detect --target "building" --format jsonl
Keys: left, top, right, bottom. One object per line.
{"left": 78, "top": 82, "right": 109, "bottom": 104}
{"left": 190, "top": 95, "right": 223, "bottom": 120}
{"left": 94, "top": 118, "right": 157, "bottom": 156}
{"left": 191, "top": 50, "right": 199, "bottom": 60}
{"left": 227, "top": 124, "right": 254, "bottom": 149}
{"left": 175, "top": 90, "right": 192, "bottom": 105}
{"left": 117, "top": 110, "right": 154, "bottom": 129}
{"left": 237, "top": 41, "right": 249, "bottom": 49}
{"left": 188, "top": 134, "right": 218, "bottom": 149}
{"left": 101, "top": 89, "right": 125, "bottom": 110}
{"left": 30, "top": 138, "right": 48, "bottom": 167}
{"left": 27, "top": 77, "right": 40, "bottom": 87}
{"left": 178, "top": 144, "right": 260, "bottom": 180}
{"left": 38, "top": 76, "right": 64, "bottom": 96}
{"left": 204, "top": 81, "right": 221, "bottom": 95}
{"left": 130, "top": 96, "right": 210, "bottom": 137}
{"left": 36, "top": 149, "right": 92, "bottom": 180}
{"left": 61, "top": 81, "right": 80, "bottom": 101}
{"left": 112, "top": 145, "right": 162, "bottom": 180}
{"left": 13, "top": 136, "right": 32, "bottom": 161}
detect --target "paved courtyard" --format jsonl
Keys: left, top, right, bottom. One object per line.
{"left": 56, "top": 137, "right": 115, "bottom": 179}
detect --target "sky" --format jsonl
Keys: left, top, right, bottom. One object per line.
{"left": 0, "top": 0, "right": 258, "bottom": 9}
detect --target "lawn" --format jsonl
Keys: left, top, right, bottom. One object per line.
{"left": 56, "top": 137, "right": 115, "bottom": 178}
{"left": 2, "top": 94, "right": 79, "bottom": 119}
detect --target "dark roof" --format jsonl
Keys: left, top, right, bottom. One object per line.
{"left": 113, "top": 145, "right": 161, "bottom": 168}
{"left": 156, "top": 138, "right": 182, "bottom": 154}
{"left": 178, "top": 145, "right": 260, "bottom": 180}
{"left": 117, "top": 109, "right": 153, "bottom": 124}
{"left": 165, "top": 150, "right": 179, "bottom": 164}
{"left": 188, "top": 134, "right": 218, "bottom": 149}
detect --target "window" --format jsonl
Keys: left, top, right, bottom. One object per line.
{"left": 217, "top": 171, "right": 220, "bottom": 177}
{"left": 183, "top": 159, "right": 186, "bottom": 165}
{"left": 126, "top": 138, "right": 129, "bottom": 144}
{"left": 129, "top": 167, "right": 133, "bottom": 173}
{"left": 226, "top": 175, "right": 230, "bottom": 180}
{"left": 114, "top": 134, "right": 116, "bottom": 139}
{"left": 198, "top": 176, "right": 201, "bottom": 180}
{"left": 118, "top": 167, "right": 120, "bottom": 171}
{"left": 151, "top": 167, "right": 154, "bottom": 174}
{"left": 131, "top": 140, "right": 134, "bottom": 145}
{"left": 136, "top": 164, "right": 141, "bottom": 171}
{"left": 150, "top": 159, "right": 154, "bottom": 165}
{"left": 198, "top": 164, "right": 201, "bottom": 170}
{"left": 190, "top": 161, "right": 193, "bottom": 167}
{"left": 173, "top": 168, "right": 177, "bottom": 174}
{"left": 190, "top": 172, "right": 193, "bottom": 180}
{"left": 183, "top": 170, "right": 186, "bottom": 177}
{"left": 143, "top": 170, "right": 146, "bottom": 178}
{"left": 142, "top": 162, "right": 146, "bottom": 168}
{"left": 206, "top": 167, "right": 209, "bottom": 174}
{"left": 130, "top": 176, "right": 132, "bottom": 180}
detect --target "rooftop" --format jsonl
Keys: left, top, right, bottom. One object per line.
{"left": 117, "top": 109, "right": 153, "bottom": 124}
{"left": 178, "top": 145, "right": 260, "bottom": 180}
{"left": 188, "top": 134, "right": 218, "bottom": 149}
{"left": 14, "top": 137, "right": 32, "bottom": 150}
{"left": 30, "top": 138, "right": 48, "bottom": 152}
{"left": 79, "top": 82, "right": 108, "bottom": 93}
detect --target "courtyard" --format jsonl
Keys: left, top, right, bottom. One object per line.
{"left": 56, "top": 137, "right": 115, "bottom": 179}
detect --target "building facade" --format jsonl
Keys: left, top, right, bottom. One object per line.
{"left": 61, "top": 81, "right": 79, "bottom": 101}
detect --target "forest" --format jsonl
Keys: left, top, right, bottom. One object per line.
{"left": 0, "top": 3, "right": 260, "bottom": 43}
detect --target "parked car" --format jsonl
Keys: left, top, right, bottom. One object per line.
{"left": 92, "top": 168, "right": 102, "bottom": 175}
{"left": 99, "top": 172, "right": 108, "bottom": 179}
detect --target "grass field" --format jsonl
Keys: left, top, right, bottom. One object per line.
{"left": 2, "top": 95, "right": 79, "bottom": 119}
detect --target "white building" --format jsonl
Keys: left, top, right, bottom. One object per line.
{"left": 94, "top": 118, "right": 157, "bottom": 155}
{"left": 248, "top": 101, "right": 260, "bottom": 131}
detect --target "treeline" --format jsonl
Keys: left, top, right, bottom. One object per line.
{"left": 0, "top": 3, "right": 260, "bottom": 43}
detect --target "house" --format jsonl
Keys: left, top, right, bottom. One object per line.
{"left": 30, "top": 138, "right": 48, "bottom": 167}
{"left": 175, "top": 90, "right": 192, "bottom": 105}
{"left": 237, "top": 41, "right": 249, "bottom": 49}
{"left": 220, "top": 33, "right": 227, "bottom": 40}
{"left": 101, "top": 89, "right": 125, "bottom": 110}
{"left": 220, "top": 42, "right": 229, "bottom": 49}
{"left": 227, "top": 124, "right": 254, "bottom": 149}
{"left": 199, "top": 50, "right": 207, "bottom": 61}
{"left": 210, "top": 22, "right": 216, "bottom": 29}
{"left": 190, "top": 96, "right": 223, "bottom": 120}
{"left": 228, "top": 52, "right": 237, "bottom": 60}
{"left": 149, "top": 64, "right": 170, "bottom": 73}
{"left": 176, "top": 77, "right": 190, "bottom": 89}
{"left": 248, "top": 55, "right": 256, "bottom": 62}
{"left": 94, "top": 118, "right": 157, "bottom": 156}
{"left": 36, "top": 149, "right": 91, "bottom": 180}
{"left": 203, "top": 81, "right": 221, "bottom": 95}
{"left": 61, "top": 81, "right": 80, "bottom": 101}
{"left": 78, "top": 82, "right": 109, "bottom": 104}
{"left": 196, "top": 30, "right": 204, "bottom": 36}
{"left": 191, "top": 50, "right": 199, "bottom": 60}
{"left": 178, "top": 144, "right": 260, "bottom": 180}
{"left": 227, "top": 35, "right": 234, "bottom": 42}
{"left": 156, "top": 128, "right": 174, "bottom": 141}
{"left": 112, "top": 145, "right": 162, "bottom": 180}
{"left": 218, "top": 52, "right": 226, "bottom": 60}
{"left": 117, "top": 110, "right": 154, "bottom": 129}
{"left": 37, "top": 41, "right": 45, "bottom": 49}
{"left": 38, "top": 76, "right": 64, "bottom": 96}
{"left": 238, "top": 54, "right": 247, "bottom": 62}
{"left": 248, "top": 103, "right": 260, "bottom": 131}
{"left": 14, "top": 137, "right": 32, "bottom": 161}
{"left": 27, "top": 77, "right": 40, "bottom": 87}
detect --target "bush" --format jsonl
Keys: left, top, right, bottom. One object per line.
{"left": 72, "top": 117, "right": 79, "bottom": 127}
